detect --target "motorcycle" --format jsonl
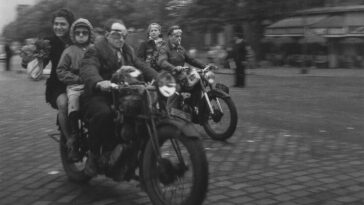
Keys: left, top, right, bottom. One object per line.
{"left": 171, "top": 65, "right": 238, "bottom": 141}
{"left": 55, "top": 67, "right": 209, "bottom": 205}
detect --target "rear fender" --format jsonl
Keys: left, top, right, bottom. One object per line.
{"left": 157, "top": 118, "right": 201, "bottom": 139}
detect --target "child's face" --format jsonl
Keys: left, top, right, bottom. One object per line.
{"left": 74, "top": 27, "right": 89, "bottom": 44}
{"left": 149, "top": 25, "right": 160, "bottom": 40}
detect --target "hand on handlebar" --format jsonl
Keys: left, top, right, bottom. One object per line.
{"left": 206, "top": 64, "right": 218, "bottom": 71}
{"left": 96, "top": 80, "right": 112, "bottom": 92}
{"left": 175, "top": 66, "right": 184, "bottom": 72}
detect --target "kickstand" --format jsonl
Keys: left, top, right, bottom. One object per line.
{"left": 48, "top": 133, "right": 61, "bottom": 143}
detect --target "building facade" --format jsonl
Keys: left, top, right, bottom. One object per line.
{"left": 265, "top": 0, "right": 364, "bottom": 68}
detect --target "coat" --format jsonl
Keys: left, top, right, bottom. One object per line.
{"left": 157, "top": 41, "right": 205, "bottom": 72}
{"left": 80, "top": 37, "right": 158, "bottom": 98}
{"left": 44, "top": 35, "right": 71, "bottom": 109}
{"left": 57, "top": 18, "right": 94, "bottom": 85}
{"left": 137, "top": 38, "right": 166, "bottom": 71}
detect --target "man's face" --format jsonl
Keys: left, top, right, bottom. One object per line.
{"left": 74, "top": 27, "right": 89, "bottom": 44}
{"left": 169, "top": 29, "right": 182, "bottom": 46}
{"left": 53, "top": 17, "right": 70, "bottom": 38}
{"left": 107, "top": 23, "right": 127, "bottom": 49}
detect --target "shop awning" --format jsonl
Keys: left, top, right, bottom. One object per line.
{"left": 308, "top": 13, "right": 364, "bottom": 37}
{"left": 265, "top": 15, "right": 326, "bottom": 37}
{"left": 310, "top": 15, "right": 343, "bottom": 28}
{"left": 266, "top": 11, "right": 364, "bottom": 38}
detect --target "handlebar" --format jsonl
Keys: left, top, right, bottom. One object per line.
{"left": 178, "top": 64, "right": 217, "bottom": 73}
{"left": 110, "top": 82, "right": 156, "bottom": 91}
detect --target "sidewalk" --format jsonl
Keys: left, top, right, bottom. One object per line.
{"left": 216, "top": 67, "right": 364, "bottom": 77}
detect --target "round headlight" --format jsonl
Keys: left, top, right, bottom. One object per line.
{"left": 159, "top": 85, "right": 176, "bottom": 97}
{"left": 204, "top": 71, "right": 215, "bottom": 84}
{"left": 157, "top": 72, "right": 177, "bottom": 97}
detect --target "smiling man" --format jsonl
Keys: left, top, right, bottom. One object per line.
{"left": 79, "top": 19, "right": 158, "bottom": 177}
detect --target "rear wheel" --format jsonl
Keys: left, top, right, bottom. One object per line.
{"left": 60, "top": 131, "right": 91, "bottom": 183}
{"left": 202, "top": 94, "right": 237, "bottom": 141}
{"left": 143, "top": 125, "right": 208, "bottom": 205}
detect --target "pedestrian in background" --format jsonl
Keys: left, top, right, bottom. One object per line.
{"left": 137, "top": 23, "right": 166, "bottom": 71}
{"left": 232, "top": 33, "right": 247, "bottom": 87}
{"left": 4, "top": 40, "right": 13, "bottom": 71}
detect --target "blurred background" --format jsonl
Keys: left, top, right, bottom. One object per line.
{"left": 2, "top": 0, "right": 364, "bottom": 69}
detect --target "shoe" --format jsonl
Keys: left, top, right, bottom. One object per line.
{"left": 84, "top": 152, "right": 98, "bottom": 177}
{"left": 108, "top": 144, "right": 124, "bottom": 167}
{"left": 68, "top": 148, "right": 82, "bottom": 162}
{"left": 108, "top": 144, "right": 126, "bottom": 181}
{"left": 66, "top": 135, "right": 82, "bottom": 162}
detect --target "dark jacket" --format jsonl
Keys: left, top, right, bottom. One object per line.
{"left": 232, "top": 40, "right": 247, "bottom": 64}
{"left": 4, "top": 43, "right": 12, "bottom": 57}
{"left": 44, "top": 35, "right": 71, "bottom": 109}
{"left": 157, "top": 41, "right": 205, "bottom": 72}
{"left": 80, "top": 37, "right": 158, "bottom": 97}
{"left": 137, "top": 38, "right": 166, "bottom": 71}
{"left": 57, "top": 18, "right": 93, "bottom": 85}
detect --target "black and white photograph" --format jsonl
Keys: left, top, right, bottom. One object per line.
{"left": 0, "top": 0, "right": 364, "bottom": 204}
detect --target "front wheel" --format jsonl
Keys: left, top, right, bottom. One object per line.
{"left": 60, "top": 131, "right": 91, "bottom": 183}
{"left": 202, "top": 94, "right": 238, "bottom": 141}
{"left": 142, "top": 125, "right": 208, "bottom": 205}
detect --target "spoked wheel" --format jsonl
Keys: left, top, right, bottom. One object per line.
{"left": 143, "top": 125, "right": 208, "bottom": 205}
{"left": 203, "top": 95, "right": 238, "bottom": 141}
{"left": 60, "top": 131, "right": 91, "bottom": 183}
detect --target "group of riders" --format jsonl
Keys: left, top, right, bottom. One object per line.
{"left": 22, "top": 8, "right": 212, "bottom": 177}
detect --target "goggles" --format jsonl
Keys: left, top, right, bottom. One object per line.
{"left": 75, "top": 31, "right": 89, "bottom": 36}
{"left": 110, "top": 29, "right": 127, "bottom": 39}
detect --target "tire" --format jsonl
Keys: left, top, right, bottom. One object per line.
{"left": 202, "top": 95, "right": 238, "bottom": 141}
{"left": 142, "top": 125, "right": 208, "bottom": 205}
{"left": 60, "top": 131, "right": 91, "bottom": 183}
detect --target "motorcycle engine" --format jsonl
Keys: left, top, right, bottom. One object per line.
{"left": 178, "top": 69, "right": 200, "bottom": 91}
{"left": 118, "top": 94, "right": 143, "bottom": 117}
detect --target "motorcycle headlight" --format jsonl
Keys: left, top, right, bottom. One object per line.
{"left": 204, "top": 71, "right": 215, "bottom": 84}
{"left": 157, "top": 72, "right": 177, "bottom": 97}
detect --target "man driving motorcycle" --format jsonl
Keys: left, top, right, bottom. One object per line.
{"left": 157, "top": 25, "right": 215, "bottom": 111}
{"left": 80, "top": 19, "right": 158, "bottom": 176}
{"left": 158, "top": 25, "right": 207, "bottom": 73}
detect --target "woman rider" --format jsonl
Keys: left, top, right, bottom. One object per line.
{"left": 44, "top": 9, "right": 75, "bottom": 143}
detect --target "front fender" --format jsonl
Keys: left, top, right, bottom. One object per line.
{"left": 157, "top": 118, "right": 201, "bottom": 139}
{"left": 208, "top": 88, "right": 230, "bottom": 99}
{"left": 197, "top": 89, "right": 231, "bottom": 122}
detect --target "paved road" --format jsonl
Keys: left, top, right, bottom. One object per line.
{"left": 1, "top": 63, "right": 364, "bottom": 205}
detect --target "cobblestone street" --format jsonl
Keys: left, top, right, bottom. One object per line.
{"left": 1, "top": 64, "right": 364, "bottom": 205}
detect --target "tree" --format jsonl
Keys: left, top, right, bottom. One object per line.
{"left": 2, "top": 0, "right": 178, "bottom": 41}
{"left": 181, "top": 0, "right": 325, "bottom": 59}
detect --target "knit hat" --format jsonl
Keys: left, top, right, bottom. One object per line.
{"left": 70, "top": 18, "right": 94, "bottom": 44}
